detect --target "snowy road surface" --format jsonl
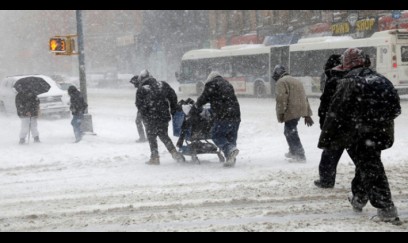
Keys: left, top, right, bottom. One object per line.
{"left": 0, "top": 87, "right": 407, "bottom": 231}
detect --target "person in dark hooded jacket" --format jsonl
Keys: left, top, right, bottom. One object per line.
{"left": 318, "top": 48, "right": 401, "bottom": 223}
{"left": 314, "top": 54, "right": 348, "bottom": 188}
{"left": 136, "top": 69, "right": 185, "bottom": 165}
{"left": 193, "top": 71, "right": 241, "bottom": 167}
{"left": 15, "top": 91, "right": 40, "bottom": 144}
{"left": 130, "top": 75, "right": 146, "bottom": 143}
{"left": 319, "top": 54, "right": 342, "bottom": 93}
{"left": 68, "top": 86, "right": 88, "bottom": 143}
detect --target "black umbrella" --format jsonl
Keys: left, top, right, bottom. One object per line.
{"left": 14, "top": 76, "right": 51, "bottom": 95}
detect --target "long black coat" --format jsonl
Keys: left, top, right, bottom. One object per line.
{"left": 195, "top": 76, "right": 241, "bottom": 122}
{"left": 318, "top": 67, "right": 401, "bottom": 151}
{"left": 136, "top": 77, "right": 178, "bottom": 124}
{"left": 318, "top": 69, "right": 347, "bottom": 129}
{"left": 69, "top": 90, "right": 88, "bottom": 116}
{"left": 15, "top": 92, "right": 40, "bottom": 118}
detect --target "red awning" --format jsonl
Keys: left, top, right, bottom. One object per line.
{"left": 309, "top": 23, "right": 331, "bottom": 33}
{"left": 379, "top": 12, "right": 408, "bottom": 31}
{"left": 229, "top": 33, "right": 263, "bottom": 45}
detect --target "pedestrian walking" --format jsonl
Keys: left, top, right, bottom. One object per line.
{"left": 318, "top": 48, "right": 401, "bottom": 223}
{"left": 136, "top": 69, "right": 185, "bottom": 165}
{"left": 273, "top": 64, "right": 314, "bottom": 162}
{"left": 15, "top": 91, "right": 40, "bottom": 144}
{"left": 130, "top": 75, "right": 147, "bottom": 143}
{"left": 315, "top": 54, "right": 348, "bottom": 188}
{"left": 192, "top": 71, "right": 241, "bottom": 167}
{"left": 68, "top": 86, "right": 88, "bottom": 143}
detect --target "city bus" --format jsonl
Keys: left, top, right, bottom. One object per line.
{"left": 289, "top": 29, "right": 408, "bottom": 94}
{"left": 176, "top": 44, "right": 289, "bottom": 97}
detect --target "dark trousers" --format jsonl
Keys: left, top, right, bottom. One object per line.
{"left": 212, "top": 121, "right": 240, "bottom": 157}
{"left": 348, "top": 143, "right": 395, "bottom": 209}
{"left": 284, "top": 118, "right": 305, "bottom": 156}
{"left": 71, "top": 114, "right": 84, "bottom": 141}
{"left": 144, "top": 120, "right": 176, "bottom": 158}
{"left": 318, "top": 148, "right": 346, "bottom": 186}
{"left": 136, "top": 111, "right": 146, "bottom": 140}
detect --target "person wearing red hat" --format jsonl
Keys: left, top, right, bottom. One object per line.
{"left": 318, "top": 48, "right": 401, "bottom": 223}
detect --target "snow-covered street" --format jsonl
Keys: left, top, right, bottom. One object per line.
{"left": 0, "top": 87, "right": 407, "bottom": 232}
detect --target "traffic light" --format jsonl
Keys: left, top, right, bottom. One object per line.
{"left": 49, "top": 38, "right": 66, "bottom": 52}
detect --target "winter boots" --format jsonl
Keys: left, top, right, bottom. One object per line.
{"left": 146, "top": 157, "right": 160, "bottom": 165}
{"left": 348, "top": 193, "right": 368, "bottom": 212}
{"left": 377, "top": 206, "right": 400, "bottom": 223}
{"left": 285, "top": 152, "right": 306, "bottom": 162}
{"left": 224, "top": 149, "right": 239, "bottom": 167}
{"left": 19, "top": 137, "right": 40, "bottom": 144}
{"left": 314, "top": 180, "right": 334, "bottom": 189}
{"left": 171, "top": 150, "right": 186, "bottom": 163}
{"left": 136, "top": 138, "right": 147, "bottom": 143}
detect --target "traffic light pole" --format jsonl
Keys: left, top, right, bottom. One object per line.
{"left": 76, "top": 10, "right": 94, "bottom": 134}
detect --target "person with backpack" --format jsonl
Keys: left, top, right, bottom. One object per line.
{"left": 68, "top": 86, "right": 88, "bottom": 143}
{"left": 136, "top": 69, "right": 185, "bottom": 165}
{"left": 314, "top": 54, "right": 371, "bottom": 189}
{"left": 318, "top": 48, "right": 401, "bottom": 223}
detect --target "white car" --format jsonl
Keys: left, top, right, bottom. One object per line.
{"left": 0, "top": 75, "right": 70, "bottom": 118}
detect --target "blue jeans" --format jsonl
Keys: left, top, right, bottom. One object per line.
{"left": 212, "top": 121, "right": 240, "bottom": 157}
{"left": 284, "top": 118, "right": 305, "bottom": 156}
{"left": 71, "top": 114, "right": 84, "bottom": 141}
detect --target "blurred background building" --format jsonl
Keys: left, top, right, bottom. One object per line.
{"left": 0, "top": 10, "right": 406, "bottom": 83}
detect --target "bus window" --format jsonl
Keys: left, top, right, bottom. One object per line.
{"left": 233, "top": 55, "right": 268, "bottom": 77}
{"left": 402, "top": 46, "right": 408, "bottom": 62}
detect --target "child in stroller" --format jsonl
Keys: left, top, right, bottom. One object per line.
{"left": 173, "top": 98, "right": 225, "bottom": 163}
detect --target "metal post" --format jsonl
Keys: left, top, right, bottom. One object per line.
{"left": 76, "top": 10, "right": 94, "bottom": 133}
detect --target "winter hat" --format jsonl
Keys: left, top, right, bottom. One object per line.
{"left": 324, "top": 54, "right": 342, "bottom": 71}
{"left": 205, "top": 71, "right": 222, "bottom": 83}
{"left": 130, "top": 75, "right": 139, "bottom": 87}
{"left": 68, "top": 85, "right": 78, "bottom": 95}
{"left": 333, "top": 48, "right": 365, "bottom": 71}
{"left": 272, "top": 64, "right": 287, "bottom": 81}
{"left": 138, "top": 69, "right": 152, "bottom": 83}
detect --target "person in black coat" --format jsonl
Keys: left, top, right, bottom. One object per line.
{"left": 192, "top": 71, "right": 241, "bottom": 167}
{"left": 68, "top": 86, "right": 88, "bottom": 143}
{"left": 319, "top": 54, "right": 341, "bottom": 93}
{"left": 318, "top": 48, "right": 401, "bottom": 223}
{"left": 314, "top": 54, "right": 348, "bottom": 188}
{"left": 15, "top": 91, "right": 40, "bottom": 144}
{"left": 130, "top": 75, "right": 146, "bottom": 143}
{"left": 136, "top": 69, "right": 185, "bottom": 165}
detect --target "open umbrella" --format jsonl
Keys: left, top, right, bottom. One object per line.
{"left": 14, "top": 76, "right": 51, "bottom": 95}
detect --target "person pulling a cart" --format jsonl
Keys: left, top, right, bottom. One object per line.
{"left": 191, "top": 71, "right": 241, "bottom": 167}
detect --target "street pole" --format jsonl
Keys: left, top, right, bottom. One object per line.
{"left": 76, "top": 10, "right": 94, "bottom": 133}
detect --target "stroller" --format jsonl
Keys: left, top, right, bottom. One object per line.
{"left": 173, "top": 98, "right": 225, "bottom": 163}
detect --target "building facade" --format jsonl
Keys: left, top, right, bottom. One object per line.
{"left": 208, "top": 10, "right": 402, "bottom": 49}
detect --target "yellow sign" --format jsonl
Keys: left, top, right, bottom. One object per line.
{"left": 331, "top": 23, "right": 350, "bottom": 35}
{"left": 49, "top": 38, "right": 66, "bottom": 52}
{"left": 356, "top": 19, "right": 375, "bottom": 32}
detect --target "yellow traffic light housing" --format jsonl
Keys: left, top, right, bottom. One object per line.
{"left": 49, "top": 38, "right": 67, "bottom": 52}
{"left": 49, "top": 35, "right": 77, "bottom": 55}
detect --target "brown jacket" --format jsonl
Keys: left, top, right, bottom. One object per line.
{"left": 275, "top": 75, "right": 312, "bottom": 123}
